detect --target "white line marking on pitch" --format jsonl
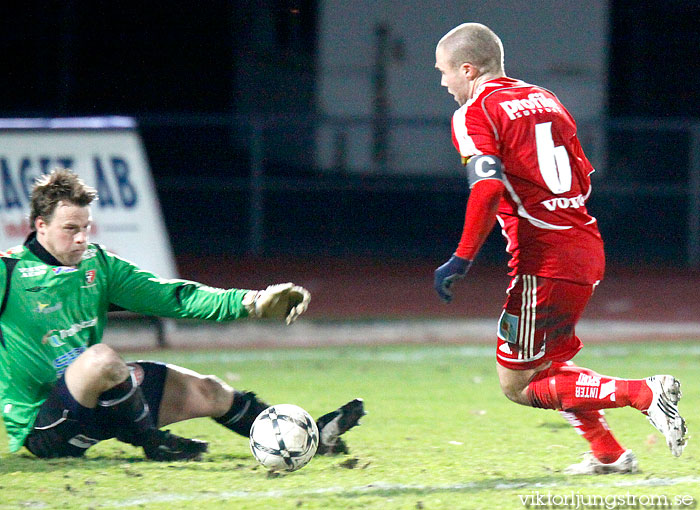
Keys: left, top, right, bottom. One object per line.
{"left": 108, "top": 477, "right": 700, "bottom": 508}
{"left": 139, "top": 342, "right": 700, "bottom": 365}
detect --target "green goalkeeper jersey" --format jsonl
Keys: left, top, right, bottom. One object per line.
{"left": 0, "top": 234, "right": 250, "bottom": 452}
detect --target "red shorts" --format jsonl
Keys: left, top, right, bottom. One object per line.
{"left": 496, "top": 275, "right": 596, "bottom": 370}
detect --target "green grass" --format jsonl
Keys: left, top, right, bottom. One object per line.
{"left": 0, "top": 341, "right": 698, "bottom": 510}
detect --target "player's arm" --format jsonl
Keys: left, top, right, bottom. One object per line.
{"left": 434, "top": 155, "right": 505, "bottom": 302}
{"left": 455, "top": 155, "right": 505, "bottom": 260}
{"left": 102, "top": 251, "right": 309, "bottom": 324}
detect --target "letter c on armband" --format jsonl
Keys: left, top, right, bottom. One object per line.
{"left": 466, "top": 155, "right": 504, "bottom": 188}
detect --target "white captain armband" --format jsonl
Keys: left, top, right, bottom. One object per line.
{"left": 465, "top": 155, "right": 503, "bottom": 188}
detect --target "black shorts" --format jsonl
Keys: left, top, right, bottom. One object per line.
{"left": 24, "top": 361, "right": 168, "bottom": 459}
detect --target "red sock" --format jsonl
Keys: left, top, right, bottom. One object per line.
{"left": 560, "top": 409, "right": 625, "bottom": 464}
{"left": 526, "top": 362, "right": 653, "bottom": 412}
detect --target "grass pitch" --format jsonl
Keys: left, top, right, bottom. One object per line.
{"left": 0, "top": 341, "right": 698, "bottom": 510}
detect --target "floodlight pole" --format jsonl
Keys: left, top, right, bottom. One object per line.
{"left": 249, "top": 117, "right": 265, "bottom": 256}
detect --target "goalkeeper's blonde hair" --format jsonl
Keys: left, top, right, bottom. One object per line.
{"left": 30, "top": 168, "right": 97, "bottom": 230}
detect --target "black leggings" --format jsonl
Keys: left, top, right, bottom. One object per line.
{"left": 24, "top": 361, "right": 167, "bottom": 458}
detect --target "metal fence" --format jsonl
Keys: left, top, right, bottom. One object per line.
{"left": 139, "top": 114, "right": 700, "bottom": 267}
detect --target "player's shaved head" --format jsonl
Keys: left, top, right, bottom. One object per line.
{"left": 437, "top": 23, "right": 504, "bottom": 76}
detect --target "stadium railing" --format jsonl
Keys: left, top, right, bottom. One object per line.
{"left": 138, "top": 113, "right": 700, "bottom": 267}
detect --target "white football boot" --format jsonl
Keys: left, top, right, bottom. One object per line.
{"left": 644, "top": 375, "right": 687, "bottom": 457}
{"left": 564, "top": 449, "right": 638, "bottom": 475}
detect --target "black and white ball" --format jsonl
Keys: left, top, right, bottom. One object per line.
{"left": 249, "top": 404, "right": 319, "bottom": 472}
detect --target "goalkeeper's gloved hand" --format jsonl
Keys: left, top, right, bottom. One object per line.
{"left": 434, "top": 255, "right": 472, "bottom": 303}
{"left": 243, "top": 283, "right": 311, "bottom": 324}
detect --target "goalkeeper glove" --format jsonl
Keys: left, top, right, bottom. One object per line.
{"left": 434, "top": 255, "right": 472, "bottom": 303}
{"left": 243, "top": 282, "right": 311, "bottom": 324}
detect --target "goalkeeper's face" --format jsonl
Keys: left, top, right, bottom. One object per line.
{"left": 36, "top": 201, "right": 92, "bottom": 267}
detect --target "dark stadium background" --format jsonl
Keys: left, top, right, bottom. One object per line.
{"left": 1, "top": 1, "right": 699, "bottom": 272}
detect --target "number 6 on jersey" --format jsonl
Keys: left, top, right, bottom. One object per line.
{"left": 535, "top": 121, "right": 572, "bottom": 194}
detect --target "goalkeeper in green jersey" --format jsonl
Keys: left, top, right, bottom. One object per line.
{"left": 0, "top": 168, "right": 364, "bottom": 461}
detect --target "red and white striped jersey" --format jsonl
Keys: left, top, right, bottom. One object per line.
{"left": 451, "top": 77, "right": 604, "bottom": 284}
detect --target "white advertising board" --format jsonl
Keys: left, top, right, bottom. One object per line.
{"left": 0, "top": 118, "right": 177, "bottom": 279}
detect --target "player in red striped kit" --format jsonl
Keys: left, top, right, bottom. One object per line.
{"left": 432, "top": 23, "right": 687, "bottom": 474}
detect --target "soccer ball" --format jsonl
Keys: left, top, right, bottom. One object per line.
{"left": 249, "top": 404, "right": 319, "bottom": 472}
